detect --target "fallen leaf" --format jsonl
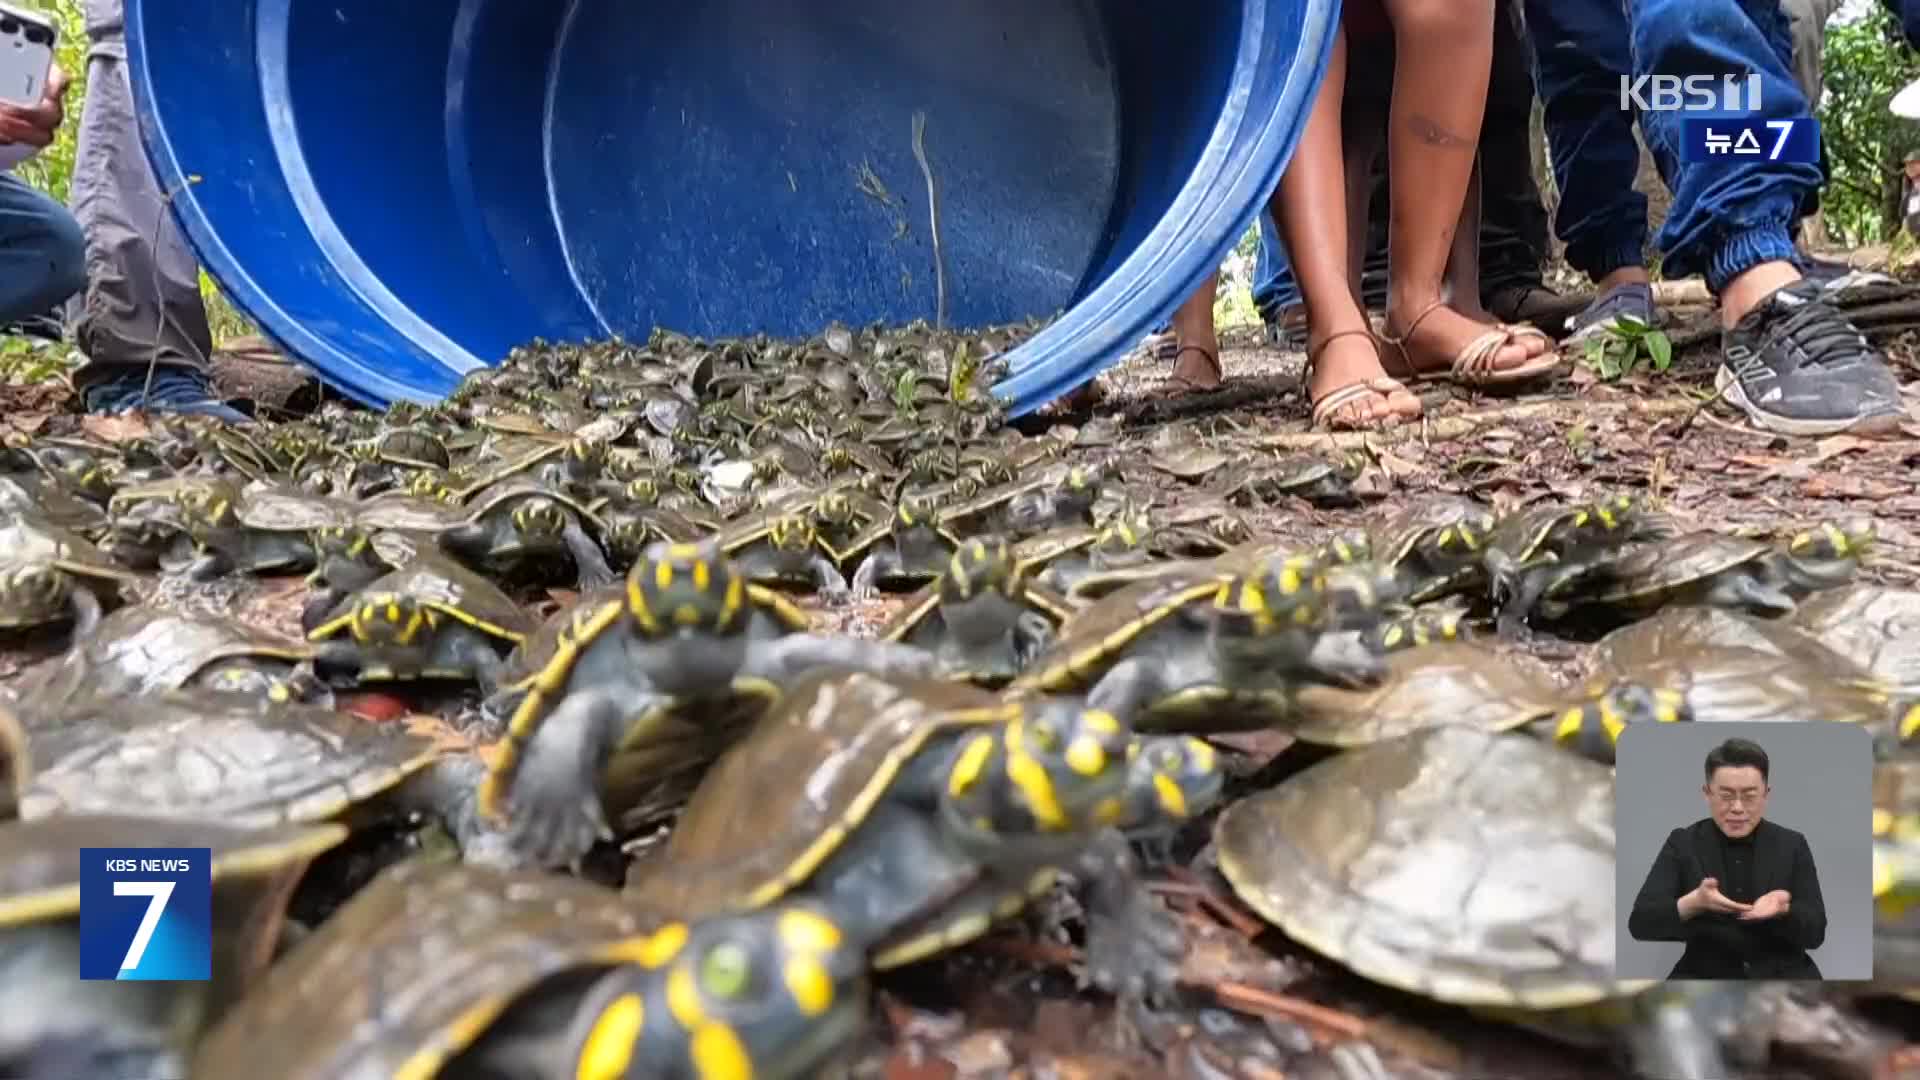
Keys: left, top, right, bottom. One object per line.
{"left": 5, "top": 411, "right": 49, "bottom": 435}
{"left": 1812, "top": 434, "right": 1874, "bottom": 463}
{"left": 80, "top": 412, "right": 153, "bottom": 443}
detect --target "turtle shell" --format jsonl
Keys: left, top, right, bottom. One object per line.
{"left": 1012, "top": 572, "right": 1231, "bottom": 694}
{"left": 17, "top": 691, "right": 448, "bottom": 825}
{"left": 879, "top": 570, "right": 1076, "bottom": 647}
{"left": 1012, "top": 526, "right": 1098, "bottom": 573}
{"left": 1370, "top": 496, "right": 1493, "bottom": 567}
{"left": 1789, "top": 585, "right": 1920, "bottom": 686}
{"left": 0, "top": 512, "right": 133, "bottom": 582}
{"left": 1215, "top": 725, "right": 1644, "bottom": 1009}
{"left": 0, "top": 474, "right": 107, "bottom": 536}
{"left": 1587, "top": 606, "right": 1867, "bottom": 681}
{"left": 1291, "top": 642, "right": 1562, "bottom": 747}
{"left": 353, "top": 493, "right": 467, "bottom": 534}
{"left": 461, "top": 479, "right": 603, "bottom": 531}
{"left": 1564, "top": 532, "right": 1774, "bottom": 612}
{"left": 236, "top": 485, "right": 357, "bottom": 532}
{"left": 189, "top": 859, "right": 674, "bottom": 1080}
{"left": 1589, "top": 639, "right": 1890, "bottom": 725}
{"left": 25, "top": 608, "right": 313, "bottom": 702}
{"left": 624, "top": 670, "right": 1011, "bottom": 914}
{"left": 311, "top": 553, "right": 534, "bottom": 646}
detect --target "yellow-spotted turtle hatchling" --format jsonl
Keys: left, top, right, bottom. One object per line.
{"left": 306, "top": 551, "right": 534, "bottom": 696}
{"left": 877, "top": 537, "right": 1075, "bottom": 687}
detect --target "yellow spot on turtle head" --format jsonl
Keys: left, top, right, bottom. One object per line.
{"left": 777, "top": 909, "right": 842, "bottom": 954}
{"left": 1436, "top": 527, "right": 1456, "bottom": 551}
{"left": 1066, "top": 734, "right": 1107, "bottom": 777}
{"left": 1821, "top": 521, "right": 1849, "bottom": 556}
{"left": 1093, "top": 796, "right": 1125, "bottom": 825}
{"left": 632, "top": 922, "right": 688, "bottom": 969}
{"left": 268, "top": 683, "right": 292, "bottom": 704}
{"left": 1874, "top": 850, "right": 1892, "bottom": 899}
{"left": 1005, "top": 719, "right": 1068, "bottom": 830}
{"left": 385, "top": 601, "right": 402, "bottom": 624}
{"left": 783, "top": 956, "right": 835, "bottom": 1018}
{"left": 1572, "top": 510, "right": 1590, "bottom": 528}
{"left": 693, "top": 560, "right": 711, "bottom": 592}
{"left": 1875, "top": 808, "right": 1894, "bottom": 837}
{"left": 666, "top": 966, "right": 707, "bottom": 1028}
{"left": 1153, "top": 772, "right": 1188, "bottom": 819}
{"left": 947, "top": 733, "right": 995, "bottom": 798}
{"left": 573, "top": 992, "right": 644, "bottom": 1080}
{"left": 655, "top": 560, "right": 675, "bottom": 591}
{"left": 1382, "top": 625, "right": 1404, "bottom": 649}
{"left": 690, "top": 1023, "right": 752, "bottom": 1080}
{"left": 1083, "top": 710, "right": 1120, "bottom": 736}
{"left": 1654, "top": 690, "right": 1685, "bottom": 725}
{"left": 675, "top": 604, "right": 705, "bottom": 627}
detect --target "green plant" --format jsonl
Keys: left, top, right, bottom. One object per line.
{"left": 0, "top": 335, "right": 78, "bottom": 384}
{"left": 1579, "top": 314, "right": 1672, "bottom": 381}
{"left": 1819, "top": 6, "right": 1920, "bottom": 244}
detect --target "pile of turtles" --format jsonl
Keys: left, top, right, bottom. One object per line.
{"left": 0, "top": 321, "right": 1916, "bottom": 1078}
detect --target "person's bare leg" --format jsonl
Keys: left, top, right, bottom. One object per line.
{"left": 1169, "top": 272, "right": 1222, "bottom": 389}
{"left": 1275, "top": 29, "right": 1419, "bottom": 426}
{"left": 1378, "top": 0, "right": 1541, "bottom": 376}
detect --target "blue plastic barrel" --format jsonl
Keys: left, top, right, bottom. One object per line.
{"left": 126, "top": 1, "right": 1334, "bottom": 416}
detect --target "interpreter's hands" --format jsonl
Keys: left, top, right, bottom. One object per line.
{"left": 1678, "top": 876, "right": 1754, "bottom": 918}
{"left": 0, "top": 62, "right": 69, "bottom": 148}
{"left": 1738, "top": 889, "right": 1791, "bottom": 921}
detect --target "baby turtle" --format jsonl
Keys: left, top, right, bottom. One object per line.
{"left": 1361, "top": 607, "right": 1470, "bottom": 655}
{"left": 1531, "top": 531, "right": 1796, "bottom": 629}
{"left": 1788, "top": 584, "right": 1920, "bottom": 686}
{"left": 1289, "top": 641, "right": 1567, "bottom": 749}
{"left": 937, "top": 461, "right": 1108, "bottom": 539}
{"left": 306, "top": 552, "right": 534, "bottom": 695}
{"left": 24, "top": 608, "right": 325, "bottom": 708}
{"left": 625, "top": 669, "right": 1185, "bottom": 995}
{"left": 878, "top": 537, "right": 1075, "bottom": 687}
{"left": 1216, "top": 725, "right": 1653, "bottom": 1017}
{"left": 1120, "top": 734, "right": 1226, "bottom": 866}
{"left": 1012, "top": 550, "right": 1385, "bottom": 733}
{"left": 1483, "top": 493, "right": 1657, "bottom": 637}
{"left": 0, "top": 514, "right": 135, "bottom": 638}
{"left": 1582, "top": 638, "right": 1900, "bottom": 734}
{"left": 717, "top": 507, "right": 853, "bottom": 598}
{"left": 1770, "top": 519, "right": 1875, "bottom": 597}
{"left": 439, "top": 478, "right": 616, "bottom": 589}
{"left": 189, "top": 859, "right": 869, "bottom": 1080}
{"left": 479, "top": 541, "right": 940, "bottom": 868}
{"left": 167, "top": 479, "right": 354, "bottom": 579}
{"left": 1016, "top": 508, "right": 1158, "bottom": 599}
{"left": 1367, "top": 496, "right": 1499, "bottom": 604}
{"left": 848, "top": 490, "right": 963, "bottom": 595}
{"left": 0, "top": 815, "right": 346, "bottom": 1079}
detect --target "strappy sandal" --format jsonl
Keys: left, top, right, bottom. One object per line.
{"left": 1166, "top": 344, "right": 1223, "bottom": 393}
{"left": 1380, "top": 299, "right": 1564, "bottom": 388}
{"left": 1306, "top": 329, "right": 1420, "bottom": 430}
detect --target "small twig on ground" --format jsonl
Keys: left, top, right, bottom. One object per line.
{"left": 910, "top": 110, "right": 946, "bottom": 331}
{"left": 1210, "top": 982, "right": 1368, "bottom": 1041}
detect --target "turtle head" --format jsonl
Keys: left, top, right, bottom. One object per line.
{"left": 820, "top": 445, "right": 855, "bottom": 474}
{"left": 509, "top": 497, "right": 568, "bottom": 542}
{"left": 1317, "top": 529, "right": 1374, "bottom": 567}
{"left": 1319, "top": 560, "right": 1403, "bottom": 632}
{"left": 566, "top": 437, "right": 605, "bottom": 474}
{"left": 604, "top": 516, "right": 655, "bottom": 563}
{"left": 175, "top": 483, "right": 240, "bottom": 530}
{"left": 1214, "top": 551, "right": 1327, "bottom": 637}
{"left": 1428, "top": 509, "right": 1498, "bottom": 565}
{"left": 894, "top": 493, "right": 940, "bottom": 534}
{"left": 1363, "top": 609, "right": 1468, "bottom": 655}
{"left": 576, "top": 903, "right": 867, "bottom": 1080}
{"left": 625, "top": 541, "right": 747, "bottom": 638}
{"left": 1121, "top": 736, "right": 1224, "bottom": 835}
{"left": 1775, "top": 519, "right": 1875, "bottom": 593}
{"left": 1542, "top": 681, "right": 1690, "bottom": 765}
{"left": 346, "top": 592, "right": 435, "bottom": 650}
{"left": 940, "top": 538, "right": 1020, "bottom": 604}
{"left": 624, "top": 476, "right": 661, "bottom": 505}
{"left": 942, "top": 698, "right": 1133, "bottom": 850}
{"left": 310, "top": 525, "right": 372, "bottom": 561}
{"left": 1571, "top": 491, "right": 1649, "bottom": 546}
{"left": 767, "top": 513, "right": 817, "bottom": 554}
{"left": 1094, "top": 506, "right": 1152, "bottom": 558}
{"left": 812, "top": 491, "right": 854, "bottom": 530}
{"left": 0, "top": 561, "right": 71, "bottom": 624}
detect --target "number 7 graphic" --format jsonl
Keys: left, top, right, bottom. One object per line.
{"left": 1765, "top": 120, "right": 1794, "bottom": 162}
{"left": 114, "top": 881, "right": 175, "bottom": 972}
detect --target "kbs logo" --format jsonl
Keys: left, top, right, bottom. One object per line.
{"left": 78, "top": 848, "right": 212, "bottom": 981}
{"left": 1619, "top": 74, "right": 1763, "bottom": 113}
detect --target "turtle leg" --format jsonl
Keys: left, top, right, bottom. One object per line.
{"left": 442, "top": 632, "right": 508, "bottom": 698}
{"left": 65, "top": 586, "right": 103, "bottom": 640}
{"left": 1085, "top": 659, "right": 1170, "bottom": 727}
{"left": 299, "top": 588, "right": 342, "bottom": 635}
{"left": 183, "top": 547, "right": 229, "bottom": 581}
{"left": 810, "top": 554, "right": 852, "bottom": 603}
{"left": 1494, "top": 566, "right": 1552, "bottom": 642}
{"left": 1707, "top": 571, "right": 1796, "bottom": 618}
{"left": 310, "top": 640, "right": 367, "bottom": 685}
{"left": 560, "top": 520, "right": 617, "bottom": 588}
{"left": 494, "top": 688, "right": 631, "bottom": 869}
{"left": 1076, "top": 828, "right": 1185, "bottom": 1000}
{"left": 849, "top": 550, "right": 895, "bottom": 599}
{"left": 1011, "top": 610, "right": 1056, "bottom": 670}
{"left": 437, "top": 524, "right": 492, "bottom": 562}
{"left": 748, "top": 633, "right": 941, "bottom": 683}
{"left": 1300, "top": 631, "right": 1387, "bottom": 689}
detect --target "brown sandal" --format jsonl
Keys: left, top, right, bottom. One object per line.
{"left": 1380, "top": 299, "right": 1564, "bottom": 388}
{"left": 1166, "top": 345, "right": 1223, "bottom": 392}
{"left": 1306, "top": 329, "right": 1421, "bottom": 430}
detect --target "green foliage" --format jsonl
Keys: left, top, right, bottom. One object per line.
{"left": 1579, "top": 314, "right": 1672, "bottom": 381}
{"left": 1819, "top": 6, "right": 1920, "bottom": 244}
{"left": 13, "top": 0, "right": 87, "bottom": 204}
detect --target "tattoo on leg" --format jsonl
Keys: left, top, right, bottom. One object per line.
{"left": 1407, "top": 113, "right": 1474, "bottom": 149}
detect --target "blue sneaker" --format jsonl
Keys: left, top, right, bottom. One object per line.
{"left": 83, "top": 367, "right": 253, "bottom": 425}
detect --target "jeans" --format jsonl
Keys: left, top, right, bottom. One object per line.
{"left": 1886, "top": 0, "right": 1920, "bottom": 50}
{"left": 1252, "top": 4, "right": 1547, "bottom": 318}
{"left": 1528, "top": 0, "right": 1822, "bottom": 293}
{"left": 0, "top": 173, "right": 86, "bottom": 326}
{"left": 68, "top": 0, "right": 213, "bottom": 382}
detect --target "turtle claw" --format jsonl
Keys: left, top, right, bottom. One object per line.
{"left": 505, "top": 789, "right": 613, "bottom": 870}
{"left": 1079, "top": 831, "right": 1185, "bottom": 1001}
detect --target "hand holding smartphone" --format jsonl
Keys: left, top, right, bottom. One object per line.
{"left": 0, "top": 3, "right": 59, "bottom": 171}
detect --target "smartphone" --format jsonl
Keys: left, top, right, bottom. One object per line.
{"left": 0, "top": 4, "right": 55, "bottom": 170}
{"left": 0, "top": 3, "right": 54, "bottom": 107}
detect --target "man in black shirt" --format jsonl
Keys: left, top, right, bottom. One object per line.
{"left": 1627, "top": 737, "right": 1827, "bottom": 979}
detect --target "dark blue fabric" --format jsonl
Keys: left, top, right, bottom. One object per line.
{"left": 82, "top": 367, "right": 252, "bottom": 424}
{"left": 1885, "top": 0, "right": 1920, "bottom": 51}
{"left": 1528, "top": 0, "right": 1821, "bottom": 293}
{"left": 0, "top": 173, "right": 85, "bottom": 326}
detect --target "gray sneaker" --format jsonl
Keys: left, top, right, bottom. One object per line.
{"left": 1717, "top": 279, "right": 1907, "bottom": 436}
{"left": 1564, "top": 282, "right": 1657, "bottom": 345}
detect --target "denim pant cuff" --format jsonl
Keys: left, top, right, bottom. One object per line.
{"left": 1573, "top": 236, "right": 1647, "bottom": 282}
{"left": 1705, "top": 222, "right": 1798, "bottom": 295}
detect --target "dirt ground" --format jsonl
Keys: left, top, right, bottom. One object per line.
{"left": 4, "top": 285, "right": 1920, "bottom": 1078}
